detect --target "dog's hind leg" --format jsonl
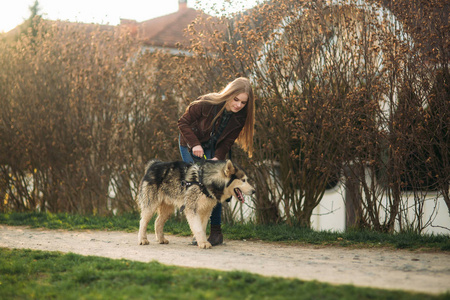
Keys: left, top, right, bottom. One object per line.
{"left": 138, "top": 204, "right": 157, "bottom": 245}
{"left": 155, "top": 202, "right": 173, "bottom": 244}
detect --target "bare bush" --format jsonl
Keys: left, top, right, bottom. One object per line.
{"left": 1, "top": 0, "right": 448, "bottom": 233}
{"left": 0, "top": 21, "right": 180, "bottom": 214}
{"left": 186, "top": 0, "right": 448, "bottom": 231}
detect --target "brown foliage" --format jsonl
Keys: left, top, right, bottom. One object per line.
{"left": 0, "top": 0, "right": 448, "bottom": 233}
{"left": 0, "top": 21, "right": 180, "bottom": 214}
{"left": 185, "top": 0, "right": 449, "bottom": 231}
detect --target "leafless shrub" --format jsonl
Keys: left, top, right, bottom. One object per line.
{"left": 0, "top": 21, "right": 180, "bottom": 214}
{"left": 1, "top": 0, "right": 448, "bottom": 233}
{"left": 186, "top": 0, "right": 448, "bottom": 231}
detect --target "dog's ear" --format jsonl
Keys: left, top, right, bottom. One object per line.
{"left": 224, "top": 159, "right": 236, "bottom": 177}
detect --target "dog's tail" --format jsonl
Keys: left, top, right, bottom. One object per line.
{"left": 144, "top": 159, "right": 161, "bottom": 172}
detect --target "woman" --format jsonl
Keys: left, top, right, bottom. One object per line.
{"left": 178, "top": 77, "right": 255, "bottom": 245}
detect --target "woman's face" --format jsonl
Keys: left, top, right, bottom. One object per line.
{"left": 226, "top": 93, "right": 248, "bottom": 113}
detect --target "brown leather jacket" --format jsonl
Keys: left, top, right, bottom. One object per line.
{"left": 178, "top": 101, "right": 247, "bottom": 160}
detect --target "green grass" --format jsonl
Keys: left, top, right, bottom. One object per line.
{"left": 1, "top": 212, "right": 449, "bottom": 299}
{"left": 225, "top": 223, "right": 450, "bottom": 251}
{"left": 0, "top": 211, "right": 140, "bottom": 232}
{"left": 1, "top": 212, "right": 449, "bottom": 251}
{"left": 0, "top": 248, "right": 446, "bottom": 300}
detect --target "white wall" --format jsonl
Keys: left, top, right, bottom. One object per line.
{"left": 311, "top": 183, "right": 346, "bottom": 232}
{"left": 229, "top": 178, "right": 449, "bottom": 236}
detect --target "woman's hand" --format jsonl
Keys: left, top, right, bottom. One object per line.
{"left": 192, "top": 145, "right": 204, "bottom": 158}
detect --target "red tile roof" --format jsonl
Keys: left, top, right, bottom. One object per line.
{"left": 120, "top": 6, "right": 205, "bottom": 49}
{"left": 5, "top": 3, "right": 217, "bottom": 51}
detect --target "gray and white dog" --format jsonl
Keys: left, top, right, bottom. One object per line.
{"left": 136, "top": 159, "right": 255, "bottom": 249}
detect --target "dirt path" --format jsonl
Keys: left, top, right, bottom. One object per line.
{"left": 1, "top": 225, "right": 449, "bottom": 295}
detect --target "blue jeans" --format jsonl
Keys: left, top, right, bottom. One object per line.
{"left": 179, "top": 140, "right": 222, "bottom": 226}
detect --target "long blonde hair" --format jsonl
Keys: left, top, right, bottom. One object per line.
{"left": 188, "top": 77, "right": 255, "bottom": 157}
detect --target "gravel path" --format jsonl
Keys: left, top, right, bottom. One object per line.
{"left": 1, "top": 225, "right": 449, "bottom": 295}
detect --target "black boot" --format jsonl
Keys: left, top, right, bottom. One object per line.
{"left": 208, "top": 224, "right": 223, "bottom": 246}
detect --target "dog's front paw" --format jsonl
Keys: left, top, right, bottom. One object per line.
{"left": 139, "top": 238, "right": 150, "bottom": 245}
{"left": 197, "top": 241, "right": 212, "bottom": 249}
{"left": 158, "top": 238, "right": 169, "bottom": 244}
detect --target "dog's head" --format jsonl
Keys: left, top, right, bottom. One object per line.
{"left": 223, "top": 160, "right": 255, "bottom": 203}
